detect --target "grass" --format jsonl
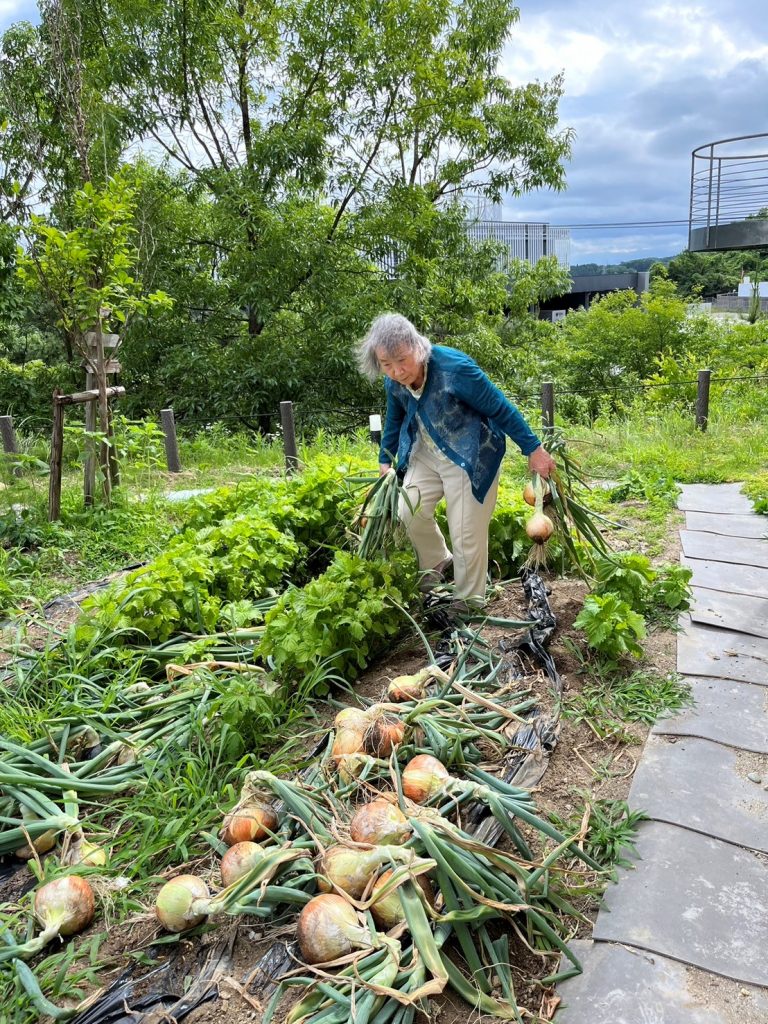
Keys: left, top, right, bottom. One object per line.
{"left": 551, "top": 795, "right": 648, "bottom": 873}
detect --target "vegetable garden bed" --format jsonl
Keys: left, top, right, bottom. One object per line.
{"left": 0, "top": 457, "right": 688, "bottom": 1023}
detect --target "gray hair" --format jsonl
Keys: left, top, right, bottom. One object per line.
{"left": 356, "top": 313, "right": 432, "bottom": 381}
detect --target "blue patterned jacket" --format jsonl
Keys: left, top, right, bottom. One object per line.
{"left": 378, "top": 345, "right": 541, "bottom": 502}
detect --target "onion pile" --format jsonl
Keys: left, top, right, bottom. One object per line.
{"left": 155, "top": 874, "right": 210, "bottom": 932}
{"left": 349, "top": 797, "right": 411, "bottom": 846}
{"left": 297, "top": 893, "right": 373, "bottom": 964}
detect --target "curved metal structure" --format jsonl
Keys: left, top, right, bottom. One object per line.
{"left": 689, "top": 133, "right": 768, "bottom": 252}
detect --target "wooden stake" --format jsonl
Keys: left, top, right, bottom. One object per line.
{"left": 541, "top": 381, "right": 555, "bottom": 435}
{"left": 84, "top": 369, "right": 96, "bottom": 507}
{"left": 695, "top": 369, "right": 711, "bottom": 431}
{"left": 160, "top": 408, "right": 182, "bottom": 472}
{"left": 49, "top": 391, "right": 65, "bottom": 522}
{"left": 280, "top": 401, "right": 299, "bottom": 473}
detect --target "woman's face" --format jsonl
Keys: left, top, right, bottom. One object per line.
{"left": 376, "top": 345, "right": 425, "bottom": 388}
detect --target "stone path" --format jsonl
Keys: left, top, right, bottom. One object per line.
{"left": 555, "top": 483, "right": 768, "bottom": 1023}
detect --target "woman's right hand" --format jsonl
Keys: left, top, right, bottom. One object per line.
{"left": 379, "top": 463, "right": 392, "bottom": 476}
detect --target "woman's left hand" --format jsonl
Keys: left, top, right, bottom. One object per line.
{"left": 528, "top": 445, "right": 556, "bottom": 479}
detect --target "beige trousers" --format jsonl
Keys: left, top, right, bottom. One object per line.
{"left": 399, "top": 442, "right": 501, "bottom": 603}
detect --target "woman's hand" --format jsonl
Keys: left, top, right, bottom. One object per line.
{"left": 379, "top": 463, "right": 393, "bottom": 476}
{"left": 528, "top": 446, "right": 556, "bottom": 479}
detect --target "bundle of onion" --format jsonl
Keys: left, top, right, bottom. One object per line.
{"left": 525, "top": 473, "right": 555, "bottom": 567}
{"left": 523, "top": 479, "right": 552, "bottom": 506}
{"left": 331, "top": 705, "right": 405, "bottom": 781}
{"left": 220, "top": 841, "right": 266, "bottom": 887}
{"left": 0, "top": 876, "right": 95, "bottom": 964}
{"left": 296, "top": 893, "right": 375, "bottom": 964}
{"left": 317, "top": 844, "right": 416, "bottom": 899}
{"left": 387, "top": 665, "right": 450, "bottom": 702}
{"left": 403, "top": 756, "right": 601, "bottom": 870}
{"left": 349, "top": 796, "right": 411, "bottom": 846}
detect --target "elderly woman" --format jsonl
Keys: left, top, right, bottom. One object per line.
{"left": 358, "top": 313, "right": 555, "bottom": 605}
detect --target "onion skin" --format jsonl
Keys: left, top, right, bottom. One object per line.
{"left": 526, "top": 512, "right": 554, "bottom": 545}
{"left": 155, "top": 874, "right": 210, "bottom": 932}
{"left": 363, "top": 711, "right": 405, "bottom": 758}
{"left": 402, "top": 754, "right": 450, "bottom": 804}
{"left": 297, "top": 893, "right": 370, "bottom": 964}
{"left": 34, "top": 876, "right": 95, "bottom": 937}
{"left": 387, "top": 672, "right": 428, "bottom": 702}
{"left": 317, "top": 845, "right": 411, "bottom": 899}
{"left": 62, "top": 837, "right": 108, "bottom": 869}
{"left": 370, "top": 870, "right": 434, "bottom": 929}
{"left": 220, "top": 841, "right": 266, "bottom": 887}
{"left": 349, "top": 797, "right": 411, "bottom": 846}
{"left": 220, "top": 800, "right": 278, "bottom": 846}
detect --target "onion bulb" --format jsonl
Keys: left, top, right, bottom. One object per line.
{"left": 331, "top": 727, "right": 367, "bottom": 783}
{"left": 219, "top": 799, "right": 278, "bottom": 846}
{"left": 349, "top": 797, "right": 411, "bottom": 846}
{"left": 220, "top": 841, "right": 266, "bottom": 887}
{"left": 525, "top": 512, "right": 554, "bottom": 545}
{"left": 317, "top": 844, "right": 414, "bottom": 899}
{"left": 34, "top": 876, "right": 95, "bottom": 939}
{"left": 155, "top": 874, "right": 210, "bottom": 932}
{"left": 387, "top": 669, "right": 430, "bottom": 702}
{"left": 523, "top": 481, "right": 552, "bottom": 507}
{"left": 297, "top": 893, "right": 373, "bottom": 964}
{"left": 402, "top": 754, "right": 450, "bottom": 804}
{"left": 362, "top": 708, "right": 405, "bottom": 758}
{"left": 334, "top": 707, "right": 370, "bottom": 733}
{"left": 62, "top": 837, "right": 108, "bottom": 868}
{"left": 15, "top": 829, "right": 57, "bottom": 861}
{"left": 370, "top": 869, "right": 434, "bottom": 929}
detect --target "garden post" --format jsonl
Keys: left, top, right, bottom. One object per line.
{"left": 84, "top": 367, "right": 97, "bottom": 506}
{"left": 160, "top": 408, "right": 182, "bottom": 472}
{"left": 695, "top": 369, "right": 711, "bottom": 431}
{"left": 369, "top": 413, "right": 382, "bottom": 447}
{"left": 541, "top": 381, "right": 555, "bottom": 435}
{"left": 0, "top": 415, "right": 22, "bottom": 477}
{"left": 280, "top": 401, "right": 299, "bottom": 473}
{"left": 49, "top": 391, "right": 65, "bottom": 522}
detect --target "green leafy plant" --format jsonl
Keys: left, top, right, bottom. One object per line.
{"left": 592, "top": 551, "right": 655, "bottom": 613}
{"left": 259, "top": 551, "right": 417, "bottom": 686}
{"left": 573, "top": 593, "right": 646, "bottom": 661}
{"left": 648, "top": 563, "right": 693, "bottom": 614}
{"left": 552, "top": 795, "right": 648, "bottom": 871}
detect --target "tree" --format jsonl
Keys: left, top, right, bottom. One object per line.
{"left": 17, "top": 175, "right": 171, "bottom": 502}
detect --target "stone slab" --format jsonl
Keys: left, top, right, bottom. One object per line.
{"left": 555, "top": 940, "right": 768, "bottom": 1024}
{"left": 690, "top": 587, "right": 768, "bottom": 639}
{"left": 680, "top": 531, "right": 768, "bottom": 570}
{"left": 678, "top": 483, "right": 753, "bottom": 514}
{"left": 681, "top": 554, "right": 768, "bottom": 599}
{"left": 685, "top": 511, "right": 768, "bottom": 539}
{"left": 677, "top": 616, "right": 768, "bottom": 685}
{"left": 653, "top": 676, "right": 768, "bottom": 754}
{"left": 593, "top": 820, "right": 768, "bottom": 986}
{"left": 628, "top": 734, "right": 768, "bottom": 852}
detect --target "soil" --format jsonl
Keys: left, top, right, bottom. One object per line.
{"left": 0, "top": 511, "right": 686, "bottom": 1024}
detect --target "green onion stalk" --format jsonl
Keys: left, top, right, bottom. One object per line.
{"left": 353, "top": 469, "right": 414, "bottom": 561}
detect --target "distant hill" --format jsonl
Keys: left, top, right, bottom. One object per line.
{"left": 570, "top": 257, "right": 672, "bottom": 276}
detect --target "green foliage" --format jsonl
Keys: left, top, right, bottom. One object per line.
{"left": 259, "top": 551, "right": 417, "bottom": 685}
{"left": 744, "top": 473, "right": 768, "bottom": 514}
{"left": 607, "top": 470, "right": 679, "bottom": 507}
{"left": 552, "top": 796, "right": 647, "bottom": 871}
{"left": 0, "top": 357, "right": 78, "bottom": 428}
{"left": 573, "top": 593, "right": 646, "bottom": 662}
{"left": 563, "top": 664, "right": 692, "bottom": 738}
{"left": 648, "top": 563, "right": 693, "bottom": 613}
{"left": 592, "top": 551, "right": 655, "bottom": 614}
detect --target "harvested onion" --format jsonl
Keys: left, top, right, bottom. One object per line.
{"left": 62, "top": 836, "right": 108, "bottom": 868}
{"left": 523, "top": 480, "right": 552, "bottom": 507}
{"left": 155, "top": 874, "right": 210, "bottom": 932}
{"left": 34, "top": 876, "right": 95, "bottom": 939}
{"left": 220, "top": 799, "right": 278, "bottom": 846}
{"left": 526, "top": 512, "right": 554, "bottom": 545}
{"left": 297, "top": 893, "right": 373, "bottom": 964}
{"left": 220, "top": 841, "right": 266, "bottom": 887}
{"left": 370, "top": 869, "right": 434, "bottom": 929}
{"left": 402, "top": 754, "right": 450, "bottom": 804}
{"left": 387, "top": 665, "right": 449, "bottom": 701}
{"left": 349, "top": 797, "right": 411, "bottom": 846}
{"left": 15, "top": 829, "right": 57, "bottom": 860}
{"left": 334, "top": 707, "right": 371, "bottom": 733}
{"left": 317, "top": 844, "right": 414, "bottom": 899}
{"left": 363, "top": 708, "right": 405, "bottom": 757}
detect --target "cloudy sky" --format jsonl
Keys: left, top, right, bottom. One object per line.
{"left": 502, "top": 1, "right": 768, "bottom": 263}
{"left": 3, "top": 1, "right": 767, "bottom": 265}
